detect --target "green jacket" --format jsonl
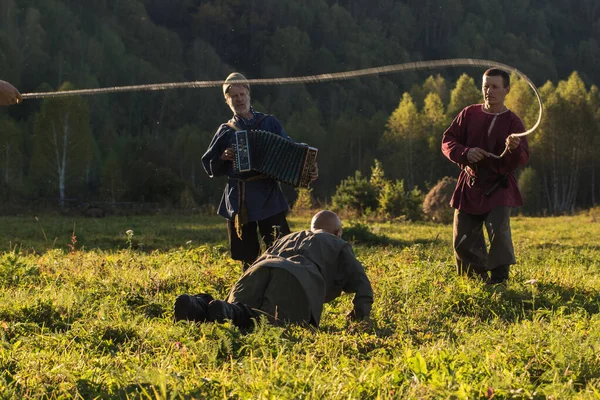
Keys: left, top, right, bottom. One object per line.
{"left": 230, "top": 230, "right": 373, "bottom": 326}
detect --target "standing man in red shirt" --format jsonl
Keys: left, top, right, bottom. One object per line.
{"left": 441, "top": 68, "right": 529, "bottom": 284}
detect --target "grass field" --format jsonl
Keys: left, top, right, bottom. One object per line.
{"left": 1, "top": 212, "right": 599, "bottom": 399}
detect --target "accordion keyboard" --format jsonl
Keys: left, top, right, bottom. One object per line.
{"left": 232, "top": 130, "right": 318, "bottom": 187}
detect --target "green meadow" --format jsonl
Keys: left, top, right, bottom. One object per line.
{"left": 1, "top": 212, "right": 599, "bottom": 399}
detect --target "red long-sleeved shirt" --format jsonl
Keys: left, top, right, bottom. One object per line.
{"left": 441, "top": 104, "right": 529, "bottom": 214}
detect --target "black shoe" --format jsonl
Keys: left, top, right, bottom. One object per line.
{"left": 174, "top": 293, "right": 213, "bottom": 322}
{"left": 488, "top": 265, "right": 509, "bottom": 285}
{"left": 486, "top": 276, "right": 508, "bottom": 285}
{"left": 208, "top": 300, "right": 257, "bottom": 330}
{"left": 207, "top": 300, "right": 236, "bottom": 323}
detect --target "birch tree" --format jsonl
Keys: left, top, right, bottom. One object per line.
{"left": 422, "top": 92, "right": 449, "bottom": 184}
{"left": 554, "top": 72, "right": 595, "bottom": 212}
{"left": 380, "top": 93, "right": 424, "bottom": 189}
{"left": 30, "top": 82, "right": 94, "bottom": 206}
{"left": 447, "top": 73, "right": 482, "bottom": 117}
{"left": 0, "top": 116, "right": 22, "bottom": 200}
{"left": 530, "top": 73, "right": 595, "bottom": 214}
{"left": 586, "top": 85, "right": 600, "bottom": 206}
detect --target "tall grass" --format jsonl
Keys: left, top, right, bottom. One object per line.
{"left": 0, "top": 213, "right": 599, "bottom": 398}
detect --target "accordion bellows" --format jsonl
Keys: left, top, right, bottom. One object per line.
{"left": 232, "top": 130, "right": 318, "bottom": 187}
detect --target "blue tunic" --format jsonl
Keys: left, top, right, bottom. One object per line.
{"left": 201, "top": 109, "right": 291, "bottom": 221}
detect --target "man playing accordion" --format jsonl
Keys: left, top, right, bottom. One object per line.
{"left": 202, "top": 72, "right": 318, "bottom": 272}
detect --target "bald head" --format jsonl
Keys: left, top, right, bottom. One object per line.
{"left": 310, "top": 210, "right": 342, "bottom": 237}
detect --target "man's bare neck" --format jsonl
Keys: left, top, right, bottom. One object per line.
{"left": 482, "top": 103, "right": 507, "bottom": 114}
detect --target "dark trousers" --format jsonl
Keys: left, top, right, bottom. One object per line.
{"left": 226, "top": 210, "right": 290, "bottom": 265}
{"left": 453, "top": 207, "right": 515, "bottom": 280}
{"left": 227, "top": 265, "right": 312, "bottom": 326}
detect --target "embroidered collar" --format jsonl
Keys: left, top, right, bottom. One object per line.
{"left": 481, "top": 104, "right": 510, "bottom": 116}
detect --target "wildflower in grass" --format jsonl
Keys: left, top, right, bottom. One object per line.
{"left": 125, "top": 229, "right": 134, "bottom": 249}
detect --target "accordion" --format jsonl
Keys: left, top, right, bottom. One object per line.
{"left": 232, "top": 130, "right": 318, "bottom": 187}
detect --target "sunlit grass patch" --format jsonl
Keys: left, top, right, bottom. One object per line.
{"left": 0, "top": 213, "right": 599, "bottom": 398}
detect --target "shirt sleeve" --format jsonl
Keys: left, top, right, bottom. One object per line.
{"left": 501, "top": 116, "right": 530, "bottom": 171}
{"left": 340, "top": 244, "right": 373, "bottom": 320}
{"left": 201, "top": 126, "right": 231, "bottom": 177}
{"left": 442, "top": 107, "right": 471, "bottom": 168}
{"left": 265, "top": 116, "right": 292, "bottom": 142}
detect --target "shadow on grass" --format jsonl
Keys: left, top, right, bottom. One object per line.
{"left": 532, "top": 243, "right": 600, "bottom": 253}
{"left": 3, "top": 213, "right": 449, "bottom": 254}
{"left": 383, "top": 280, "right": 600, "bottom": 348}
{"left": 0, "top": 299, "right": 80, "bottom": 336}
{"left": 342, "top": 222, "right": 440, "bottom": 248}
{"left": 450, "top": 280, "right": 600, "bottom": 323}
{"left": 5, "top": 227, "right": 229, "bottom": 254}
{"left": 13, "top": 225, "right": 433, "bottom": 254}
{"left": 1, "top": 214, "right": 229, "bottom": 254}
{"left": 75, "top": 380, "right": 223, "bottom": 399}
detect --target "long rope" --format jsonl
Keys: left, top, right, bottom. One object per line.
{"left": 21, "top": 58, "right": 543, "bottom": 158}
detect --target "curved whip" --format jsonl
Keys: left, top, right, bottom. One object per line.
{"left": 21, "top": 58, "right": 542, "bottom": 158}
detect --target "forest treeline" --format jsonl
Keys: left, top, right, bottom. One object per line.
{"left": 0, "top": 0, "right": 599, "bottom": 214}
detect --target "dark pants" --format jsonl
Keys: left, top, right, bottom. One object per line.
{"left": 226, "top": 210, "right": 290, "bottom": 265}
{"left": 453, "top": 207, "right": 515, "bottom": 281}
{"left": 227, "top": 265, "right": 312, "bottom": 326}
{"left": 174, "top": 266, "right": 311, "bottom": 329}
